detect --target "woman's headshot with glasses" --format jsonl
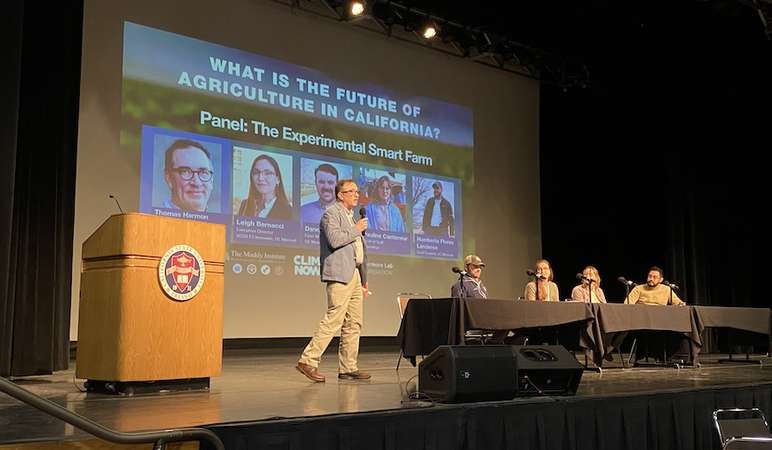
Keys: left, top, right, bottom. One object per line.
{"left": 237, "top": 153, "right": 293, "bottom": 220}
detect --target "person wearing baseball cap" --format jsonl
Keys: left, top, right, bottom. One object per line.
{"left": 452, "top": 254, "right": 514, "bottom": 343}
{"left": 451, "top": 254, "right": 488, "bottom": 299}
{"left": 421, "top": 181, "right": 454, "bottom": 237}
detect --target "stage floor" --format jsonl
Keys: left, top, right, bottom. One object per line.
{"left": 2, "top": 347, "right": 772, "bottom": 444}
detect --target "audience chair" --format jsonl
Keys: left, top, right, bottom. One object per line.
{"left": 714, "top": 408, "right": 772, "bottom": 449}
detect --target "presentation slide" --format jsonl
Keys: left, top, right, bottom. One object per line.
{"left": 123, "top": 21, "right": 473, "bottom": 300}
{"left": 73, "top": 0, "right": 539, "bottom": 338}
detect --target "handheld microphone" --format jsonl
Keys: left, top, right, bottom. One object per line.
{"left": 662, "top": 280, "right": 680, "bottom": 290}
{"left": 452, "top": 266, "right": 468, "bottom": 276}
{"left": 617, "top": 276, "right": 635, "bottom": 286}
{"left": 576, "top": 273, "right": 593, "bottom": 283}
{"left": 358, "top": 207, "right": 367, "bottom": 236}
{"left": 108, "top": 194, "right": 125, "bottom": 214}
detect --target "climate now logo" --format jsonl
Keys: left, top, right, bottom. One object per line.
{"left": 293, "top": 255, "right": 320, "bottom": 276}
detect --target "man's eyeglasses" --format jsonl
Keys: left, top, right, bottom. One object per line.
{"left": 172, "top": 167, "right": 213, "bottom": 182}
{"left": 251, "top": 169, "right": 277, "bottom": 179}
{"left": 340, "top": 189, "right": 359, "bottom": 195}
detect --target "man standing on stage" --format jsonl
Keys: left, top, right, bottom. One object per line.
{"left": 625, "top": 266, "right": 685, "bottom": 305}
{"left": 297, "top": 179, "right": 371, "bottom": 382}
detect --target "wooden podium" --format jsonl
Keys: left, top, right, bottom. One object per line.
{"left": 76, "top": 213, "right": 225, "bottom": 394}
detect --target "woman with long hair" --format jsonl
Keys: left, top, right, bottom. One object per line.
{"left": 571, "top": 265, "right": 607, "bottom": 303}
{"left": 364, "top": 175, "right": 406, "bottom": 232}
{"left": 524, "top": 259, "right": 560, "bottom": 301}
{"left": 238, "top": 154, "right": 292, "bottom": 220}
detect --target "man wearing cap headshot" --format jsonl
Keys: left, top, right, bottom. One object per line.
{"left": 451, "top": 254, "right": 488, "bottom": 299}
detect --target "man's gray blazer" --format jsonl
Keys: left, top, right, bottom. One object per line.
{"left": 320, "top": 202, "right": 367, "bottom": 285}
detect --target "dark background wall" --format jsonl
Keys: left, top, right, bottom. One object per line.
{"left": 539, "top": 2, "right": 764, "bottom": 305}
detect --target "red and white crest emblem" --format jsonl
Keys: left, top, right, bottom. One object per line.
{"left": 158, "top": 245, "right": 206, "bottom": 301}
{"left": 167, "top": 252, "right": 199, "bottom": 292}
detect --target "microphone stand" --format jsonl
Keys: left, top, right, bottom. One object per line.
{"left": 624, "top": 284, "right": 631, "bottom": 304}
{"left": 668, "top": 284, "right": 673, "bottom": 306}
{"left": 535, "top": 276, "right": 540, "bottom": 301}
{"left": 587, "top": 279, "right": 594, "bottom": 302}
{"left": 455, "top": 271, "right": 468, "bottom": 299}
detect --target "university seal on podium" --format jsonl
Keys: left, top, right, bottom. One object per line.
{"left": 158, "top": 244, "right": 206, "bottom": 301}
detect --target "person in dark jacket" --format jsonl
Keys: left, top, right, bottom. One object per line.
{"left": 422, "top": 182, "right": 454, "bottom": 236}
{"left": 238, "top": 154, "right": 292, "bottom": 219}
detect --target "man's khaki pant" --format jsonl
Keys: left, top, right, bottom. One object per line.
{"left": 299, "top": 270, "right": 363, "bottom": 374}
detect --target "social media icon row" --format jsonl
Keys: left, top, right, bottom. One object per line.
{"left": 231, "top": 263, "right": 273, "bottom": 275}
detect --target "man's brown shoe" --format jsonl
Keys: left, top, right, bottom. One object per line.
{"left": 338, "top": 371, "right": 371, "bottom": 380}
{"left": 296, "top": 362, "right": 325, "bottom": 382}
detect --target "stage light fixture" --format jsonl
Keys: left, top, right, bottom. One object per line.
{"left": 421, "top": 22, "right": 437, "bottom": 39}
{"left": 281, "top": 0, "right": 590, "bottom": 89}
{"left": 349, "top": 1, "right": 366, "bottom": 17}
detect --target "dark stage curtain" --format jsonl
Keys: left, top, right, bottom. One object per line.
{"left": 204, "top": 384, "right": 772, "bottom": 450}
{"left": 663, "top": 97, "right": 759, "bottom": 310}
{"left": 0, "top": 0, "right": 83, "bottom": 377}
{"left": 539, "top": 7, "right": 764, "bottom": 310}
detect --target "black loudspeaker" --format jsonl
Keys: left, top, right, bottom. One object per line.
{"left": 418, "top": 345, "right": 583, "bottom": 403}
{"left": 418, "top": 345, "right": 516, "bottom": 403}
{"left": 511, "top": 345, "right": 583, "bottom": 396}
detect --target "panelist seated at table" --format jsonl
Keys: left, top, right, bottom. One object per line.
{"left": 451, "top": 254, "right": 488, "bottom": 299}
{"left": 524, "top": 259, "right": 560, "bottom": 301}
{"left": 571, "top": 265, "right": 607, "bottom": 303}
{"left": 452, "top": 254, "right": 513, "bottom": 344}
{"left": 625, "top": 266, "right": 685, "bottom": 306}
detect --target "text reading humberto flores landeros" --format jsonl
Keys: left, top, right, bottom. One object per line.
{"left": 199, "top": 110, "right": 433, "bottom": 167}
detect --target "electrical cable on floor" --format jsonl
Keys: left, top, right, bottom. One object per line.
{"left": 400, "top": 374, "right": 436, "bottom": 406}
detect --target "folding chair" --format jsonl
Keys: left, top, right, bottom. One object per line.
{"left": 714, "top": 408, "right": 772, "bottom": 449}
{"left": 395, "top": 292, "right": 432, "bottom": 370}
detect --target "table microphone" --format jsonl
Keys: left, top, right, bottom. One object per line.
{"left": 576, "top": 273, "right": 593, "bottom": 283}
{"left": 662, "top": 280, "right": 680, "bottom": 290}
{"left": 452, "top": 266, "right": 468, "bottom": 276}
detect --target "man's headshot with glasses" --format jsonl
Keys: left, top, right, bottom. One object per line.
{"left": 162, "top": 139, "right": 215, "bottom": 212}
